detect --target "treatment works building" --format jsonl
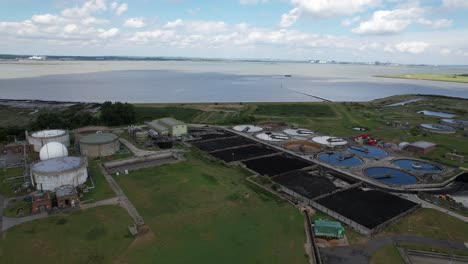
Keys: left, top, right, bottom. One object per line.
{"left": 145, "top": 118, "right": 187, "bottom": 137}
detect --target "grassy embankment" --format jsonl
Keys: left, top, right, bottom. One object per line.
{"left": 0, "top": 206, "right": 134, "bottom": 263}
{"left": 370, "top": 244, "right": 403, "bottom": 264}
{"left": 0, "top": 167, "right": 24, "bottom": 197}
{"left": 114, "top": 149, "right": 308, "bottom": 263}
{"left": 377, "top": 74, "right": 468, "bottom": 83}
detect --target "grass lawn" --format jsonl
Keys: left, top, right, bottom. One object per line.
{"left": 3, "top": 200, "right": 31, "bottom": 217}
{"left": 370, "top": 244, "right": 403, "bottom": 264}
{"left": 377, "top": 74, "right": 468, "bottom": 83}
{"left": 115, "top": 150, "right": 307, "bottom": 264}
{"left": 80, "top": 161, "right": 115, "bottom": 202}
{"left": 0, "top": 206, "right": 134, "bottom": 263}
{"left": 0, "top": 167, "right": 24, "bottom": 197}
{"left": 383, "top": 208, "right": 468, "bottom": 241}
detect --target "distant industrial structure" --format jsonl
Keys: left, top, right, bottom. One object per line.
{"left": 407, "top": 141, "right": 437, "bottom": 155}
{"left": 145, "top": 118, "right": 187, "bottom": 137}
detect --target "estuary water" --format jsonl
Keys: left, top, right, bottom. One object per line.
{"left": 0, "top": 60, "right": 467, "bottom": 103}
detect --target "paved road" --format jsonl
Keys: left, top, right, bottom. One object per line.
{"left": 2, "top": 212, "right": 49, "bottom": 232}
{"left": 320, "top": 235, "right": 468, "bottom": 264}
{"left": 80, "top": 196, "right": 119, "bottom": 210}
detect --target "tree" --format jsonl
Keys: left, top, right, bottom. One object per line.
{"left": 100, "top": 101, "right": 136, "bottom": 126}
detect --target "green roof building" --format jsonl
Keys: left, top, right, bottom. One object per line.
{"left": 313, "top": 219, "right": 345, "bottom": 239}
{"left": 145, "top": 118, "right": 187, "bottom": 137}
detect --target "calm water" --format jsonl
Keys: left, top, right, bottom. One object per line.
{"left": 364, "top": 167, "right": 418, "bottom": 185}
{"left": 0, "top": 61, "right": 467, "bottom": 103}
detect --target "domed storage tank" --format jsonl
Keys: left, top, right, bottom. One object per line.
{"left": 31, "top": 156, "right": 88, "bottom": 191}
{"left": 39, "top": 142, "right": 68, "bottom": 161}
{"left": 27, "top": 129, "right": 70, "bottom": 152}
{"left": 79, "top": 133, "right": 120, "bottom": 158}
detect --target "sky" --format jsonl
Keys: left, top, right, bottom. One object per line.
{"left": 0, "top": 0, "right": 467, "bottom": 64}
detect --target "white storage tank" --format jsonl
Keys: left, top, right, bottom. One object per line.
{"left": 27, "top": 129, "right": 70, "bottom": 152}
{"left": 39, "top": 142, "right": 68, "bottom": 161}
{"left": 31, "top": 156, "right": 88, "bottom": 191}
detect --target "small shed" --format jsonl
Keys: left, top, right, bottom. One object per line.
{"left": 314, "top": 219, "right": 345, "bottom": 239}
{"left": 55, "top": 185, "right": 79, "bottom": 208}
{"left": 407, "top": 141, "right": 437, "bottom": 154}
{"left": 31, "top": 192, "right": 52, "bottom": 214}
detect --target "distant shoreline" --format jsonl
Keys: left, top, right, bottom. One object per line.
{"left": 376, "top": 74, "right": 468, "bottom": 84}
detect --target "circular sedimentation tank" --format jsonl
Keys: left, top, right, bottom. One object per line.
{"left": 79, "top": 133, "right": 120, "bottom": 157}
{"left": 347, "top": 145, "right": 388, "bottom": 159}
{"left": 392, "top": 159, "right": 443, "bottom": 174}
{"left": 364, "top": 167, "right": 417, "bottom": 185}
{"left": 283, "top": 141, "right": 322, "bottom": 153}
{"left": 233, "top": 125, "right": 263, "bottom": 133}
{"left": 420, "top": 123, "right": 456, "bottom": 134}
{"left": 27, "top": 129, "right": 70, "bottom": 152}
{"left": 312, "top": 136, "right": 347, "bottom": 146}
{"left": 441, "top": 119, "right": 468, "bottom": 128}
{"left": 318, "top": 152, "right": 363, "bottom": 167}
{"left": 31, "top": 156, "right": 88, "bottom": 191}
{"left": 255, "top": 132, "right": 290, "bottom": 142}
{"left": 74, "top": 126, "right": 110, "bottom": 142}
{"left": 283, "top": 128, "right": 314, "bottom": 137}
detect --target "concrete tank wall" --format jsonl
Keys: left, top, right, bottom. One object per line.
{"left": 80, "top": 140, "right": 120, "bottom": 157}
{"left": 28, "top": 130, "right": 70, "bottom": 152}
{"left": 32, "top": 160, "right": 88, "bottom": 191}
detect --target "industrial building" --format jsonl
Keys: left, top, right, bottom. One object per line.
{"left": 407, "top": 141, "right": 437, "bottom": 154}
{"left": 313, "top": 219, "right": 345, "bottom": 239}
{"left": 31, "top": 192, "right": 52, "bottom": 214}
{"left": 31, "top": 156, "right": 88, "bottom": 191}
{"left": 27, "top": 129, "right": 70, "bottom": 152}
{"left": 56, "top": 185, "right": 79, "bottom": 208}
{"left": 145, "top": 118, "right": 187, "bottom": 137}
{"left": 79, "top": 133, "right": 120, "bottom": 157}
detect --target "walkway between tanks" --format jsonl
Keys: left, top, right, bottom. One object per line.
{"left": 320, "top": 235, "right": 468, "bottom": 264}
{"left": 119, "top": 138, "right": 157, "bottom": 157}
{"left": 99, "top": 164, "right": 145, "bottom": 226}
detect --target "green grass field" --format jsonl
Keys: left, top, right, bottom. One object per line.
{"left": 0, "top": 206, "right": 134, "bottom": 263}
{"left": 0, "top": 167, "right": 24, "bottom": 197}
{"left": 255, "top": 103, "right": 336, "bottom": 119}
{"left": 370, "top": 244, "right": 403, "bottom": 264}
{"left": 114, "top": 150, "right": 307, "bottom": 264}
{"left": 378, "top": 74, "right": 468, "bottom": 83}
{"left": 383, "top": 208, "right": 468, "bottom": 241}
{"left": 80, "top": 161, "right": 115, "bottom": 202}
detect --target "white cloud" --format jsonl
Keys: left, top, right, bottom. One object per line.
{"left": 394, "top": 41, "right": 430, "bottom": 54}
{"left": 280, "top": 8, "right": 300, "bottom": 28}
{"left": 124, "top": 17, "right": 146, "bottom": 28}
{"left": 290, "top": 0, "right": 381, "bottom": 18}
{"left": 64, "top": 24, "right": 79, "bottom": 34}
{"left": 443, "top": 0, "right": 468, "bottom": 9}
{"left": 164, "top": 19, "right": 228, "bottom": 34}
{"left": 61, "top": 0, "right": 107, "bottom": 18}
{"left": 99, "top": 28, "right": 120, "bottom": 39}
{"left": 31, "top": 14, "right": 63, "bottom": 25}
{"left": 352, "top": 8, "right": 452, "bottom": 34}
{"left": 342, "top": 16, "right": 361, "bottom": 26}
{"left": 111, "top": 2, "right": 118, "bottom": 9}
{"left": 116, "top": 3, "right": 128, "bottom": 16}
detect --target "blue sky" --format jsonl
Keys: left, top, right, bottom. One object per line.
{"left": 0, "top": 0, "right": 467, "bottom": 64}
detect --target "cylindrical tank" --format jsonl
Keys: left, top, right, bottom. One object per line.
{"left": 27, "top": 129, "right": 70, "bottom": 152}
{"left": 79, "top": 133, "right": 120, "bottom": 157}
{"left": 31, "top": 156, "right": 88, "bottom": 191}
{"left": 135, "top": 131, "right": 149, "bottom": 142}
